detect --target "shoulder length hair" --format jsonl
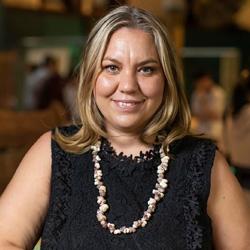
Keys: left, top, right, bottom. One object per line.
{"left": 55, "top": 5, "right": 191, "bottom": 154}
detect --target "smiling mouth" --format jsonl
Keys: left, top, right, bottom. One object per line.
{"left": 116, "top": 101, "right": 139, "bottom": 107}
{"left": 112, "top": 100, "right": 144, "bottom": 110}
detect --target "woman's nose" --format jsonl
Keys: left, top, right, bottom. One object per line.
{"left": 118, "top": 70, "right": 139, "bottom": 93}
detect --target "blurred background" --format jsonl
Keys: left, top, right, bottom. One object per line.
{"left": 1, "top": 0, "right": 250, "bottom": 224}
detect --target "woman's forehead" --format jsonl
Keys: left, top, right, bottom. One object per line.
{"left": 102, "top": 27, "right": 160, "bottom": 62}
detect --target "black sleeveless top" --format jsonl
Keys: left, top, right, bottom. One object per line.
{"left": 41, "top": 126, "right": 216, "bottom": 250}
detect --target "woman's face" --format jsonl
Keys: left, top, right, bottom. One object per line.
{"left": 94, "top": 27, "right": 165, "bottom": 136}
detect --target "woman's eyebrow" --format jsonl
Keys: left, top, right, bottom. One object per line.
{"left": 102, "top": 57, "right": 159, "bottom": 66}
{"left": 102, "top": 57, "right": 121, "bottom": 64}
{"left": 137, "top": 59, "right": 159, "bottom": 66}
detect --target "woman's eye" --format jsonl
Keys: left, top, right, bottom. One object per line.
{"left": 140, "top": 66, "right": 154, "bottom": 75}
{"left": 104, "top": 65, "right": 119, "bottom": 73}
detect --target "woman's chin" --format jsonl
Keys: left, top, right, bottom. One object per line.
{"left": 106, "top": 119, "right": 145, "bottom": 135}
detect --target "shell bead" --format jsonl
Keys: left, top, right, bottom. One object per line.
{"left": 100, "top": 204, "right": 109, "bottom": 212}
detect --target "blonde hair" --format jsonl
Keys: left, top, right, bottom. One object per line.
{"left": 55, "top": 5, "right": 191, "bottom": 153}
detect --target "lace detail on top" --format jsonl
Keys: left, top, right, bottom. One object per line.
{"left": 101, "top": 138, "right": 160, "bottom": 163}
{"left": 99, "top": 138, "right": 161, "bottom": 177}
{"left": 41, "top": 139, "right": 73, "bottom": 249}
{"left": 184, "top": 139, "right": 216, "bottom": 250}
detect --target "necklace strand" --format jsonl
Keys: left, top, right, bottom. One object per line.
{"left": 91, "top": 140, "right": 170, "bottom": 234}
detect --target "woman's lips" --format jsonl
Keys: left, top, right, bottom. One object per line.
{"left": 112, "top": 100, "right": 144, "bottom": 111}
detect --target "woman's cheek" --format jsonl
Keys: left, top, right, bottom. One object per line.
{"left": 95, "top": 74, "right": 117, "bottom": 96}
{"left": 140, "top": 77, "right": 165, "bottom": 98}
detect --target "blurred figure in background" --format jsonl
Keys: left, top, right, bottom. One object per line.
{"left": 224, "top": 69, "right": 250, "bottom": 202}
{"left": 22, "top": 55, "right": 65, "bottom": 110}
{"left": 191, "top": 71, "right": 225, "bottom": 146}
{"left": 35, "top": 56, "right": 65, "bottom": 109}
{"left": 23, "top": 56, "right": 54, "bottom": 110}
{"left": 22, "top": 63, "right": 39, "bottom": 110}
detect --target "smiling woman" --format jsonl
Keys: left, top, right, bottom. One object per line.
{"left": 0, "top": 5, "right": 249, "bottom": 250}
{"left": 94, "top": 27, "right": 165, "bottom": 149}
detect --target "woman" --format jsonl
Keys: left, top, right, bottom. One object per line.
{"left": 0, "top": 6, "right": 249, "bottom": 250}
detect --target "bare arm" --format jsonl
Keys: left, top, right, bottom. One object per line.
{"left": 0, "top": 132, "right": 52, "bottom": 249}
{"left": 208, "top": 151, "right": 250, "bottom": 250}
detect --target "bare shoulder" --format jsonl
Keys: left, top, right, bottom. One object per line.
{"left": 23, "top": 131, "right": 52, "bottom": 163}
{"left": 0, "top": 131, "right": 52, "bottom": 249}
{"left": 208, "top": 150, "right": 250, "bottom": 250}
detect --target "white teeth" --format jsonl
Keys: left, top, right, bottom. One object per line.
{"left": 117, "top": 102, "right": 137, "bottom": 108}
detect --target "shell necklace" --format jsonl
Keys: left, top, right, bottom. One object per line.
{"left": 91, "top": 140, "right": 170, "bottom": 234}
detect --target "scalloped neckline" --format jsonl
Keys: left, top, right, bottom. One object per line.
{"left": 100, "top": 138, "right": 160, "bottom": 164}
